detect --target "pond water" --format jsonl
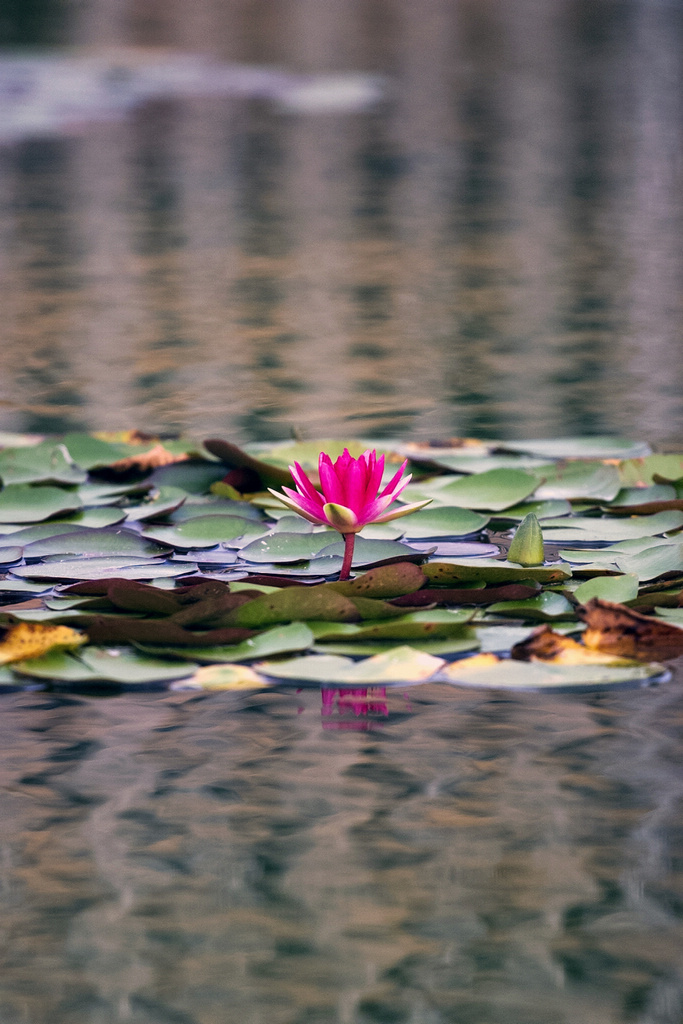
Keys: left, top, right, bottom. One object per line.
{"left": 1, "top": 3, "right": 683, "bottom": 1022}
{"left": 0, "top": 682, "right": 682, "bottom": 1024}
{"left": 0, "top": 0, "right": 682, "bottom": 445}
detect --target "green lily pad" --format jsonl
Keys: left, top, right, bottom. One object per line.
{"left": 495, "top": 499, "right": 572, "bottom": 520}
{"left": 12, "top": 558, "right": 194, "bottom": 581}
{"left": 654, "top": 608, "right": 683, "bottom": 626}
{"left": 140, "top": 622, "right": 315, "bottom": 663}
{"left": 609, "top": 485, "right": 677, "bottom": 507}
{"left": 269, "top": 515, "right": 315, "bottom": 533}
{"left": 57, "top": 507, "right": 128, "bottom": 528}
{"left": 437, "top": 656, "right": 668, "bottom": 690}
{"left": 312, "top": 635, "right": 480, "bottom": 657}
{"left": 614, "top": 542, "right": 683, "bottom": 582}
{"left": 399, "top": 506, "right": 490, "bottom": 538}
{"left": 12, "top": 650, "right": 101, "bottom": 681}
{"left": 500, "top": 437, "right": 651, "bottom": 460}
{"left": 0, "top": 485, "right": 83, "bottom": 523}
{"left": 436, "top": 469, "right": 539, "bottom": 511}
{"left": 60, "top": 432, "right": 137, "bottom": 469}
{"left": 308, "top": 609, "right": 475, "bottom": 642}
{"left": 77, "top": 481, "right": 150, "bottom": 506}
{"left": 22, "top": 528, "right": 168, "bottom": 559}
{"left": 0, "top": 547, "right": 23, "bottom": 565}
{"left": 0, "top": 580, "right": 52, "bottom": 595}
{"left": 169, "top": 497, "right": 263, "bottom": 522}
{"left": 530, "top": 461, "right": 622, "bottom": 502}
{"left": 0, "top": 443, "right": 87, "bottom": 486}
{"left": 238, "top": 531, "right": 336, "bottom": 563}
{"left": 316, "top": 537, "right": 426, "bottom": 567}
{"left": 259, "top": 645, "right": 445, "bottom": 684}
{"left": 144, "top": 515, "right": 265, "bottom": 549}
{"left": 475, "top": 625, "right": 539, "bottom": 652}
{"left": 77, "top": 647, "right": 198, "bottom": 684}
{"left": 149, "top": 461, "right": 229, "bottom": 493}
{"left": 423, "top": 558, "right": 571, "bottom": 585}
{"left": 486, "top": 591, "right": 576, "bottom": 621}
{"left": 618, "top": 454, "right": 683, "bottom": 487}
{"left": 124, "top": 486, "right": 188, "bottom": 522}
{"left": 413, "top": 454, "right": 550, "bottom": 474}
{"left": 573, "top": 574, "right": 640, "bottom": 604}
{"left": 540, "top": 510, "right": 683, "bottom": 543}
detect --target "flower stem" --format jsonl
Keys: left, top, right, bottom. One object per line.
{"left": 339, "top": 533, "right": 355, "bottom": 580}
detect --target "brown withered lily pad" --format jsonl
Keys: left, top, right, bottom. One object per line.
{"left": 577, "top": 598, "right": 683, "bottom": 661}
{"left": 510, "top": 624, "right": 642, "bottom": 665}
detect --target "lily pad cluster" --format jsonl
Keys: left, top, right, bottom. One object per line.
{"left": 0, "top": 432, "right": 681, "bottom": 692}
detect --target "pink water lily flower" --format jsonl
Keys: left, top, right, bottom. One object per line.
{"left": 269, "top": 448, "right": 431, "bottom": 579}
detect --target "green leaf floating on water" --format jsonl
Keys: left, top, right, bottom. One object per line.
{"left": 618, "top": 454, "right": 683, "bottom": 486}
{"left": 498, "top": 437, "right": 651, "bottom": 460}
{"left": 308, "top": 609, "right": 475, "bottom": 642}
{"left": 0, "top": 442, "right": 88, "bottom": 486}
{"left": 315, "top": 537, "right": 427, "bottom": 566}
{"left": 529, "top": 461, "right": 622, "bottom": 502}
{"left": 143, "top": 515, "right": 265, "bottom": 549}
{"left": 540, "top": 510, "right": 683, "bottom": 544}
{"left": 399, "top": 505, "right": 490, "bottom": 538}
{"left": 77, "top": 647, "right": 198, "bottom": 684}
{"left": 11, "top": 649, "right": 101, "bottom": 681}
{"left": 437, "top": 655, "right": 669, "bottom": 690}
{"left": 573, "top": 574, "right": 640, "bottom": 604}
{"left": 138, "top": 622, "right": 315, "bottom": 663}
{"left": 486, "top": 591, "right": 576, "bottom": 621}
{"left": 238, "top": 530, "right": 336, "bottom": 563}
{"left": 22, "top": 527, "right": 169, "bottom": 559}
{"left": 124, "top": 486, "right": 188, "bottom": 522}
{"left": 58, "top": 507, "right": 128, "bottom": 528}
{"left": 435, "top": 469, "right": 540, "bottom": 511}
{"left": 258, "top": 646, "right": 446, "bottom": 684}
{"left": 13, "top": 558, "right": 195, "bottom": 581}
{"left": 0, "top": 485, "right": 83, "bottom": 523}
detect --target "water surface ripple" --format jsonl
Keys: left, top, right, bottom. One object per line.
{"left": 0, "top": 682, "right": 682, "bottom": 1023}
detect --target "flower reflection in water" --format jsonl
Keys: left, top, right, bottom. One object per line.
{"left": 321, "top": 687, "right": 388, "bottom": 731}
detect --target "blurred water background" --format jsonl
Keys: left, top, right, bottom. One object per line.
{"left": 0, "top": 0, "right": 681, "bottom": 445}
{"left": 1, "top": 5, "right": 683, "bottom": 1024}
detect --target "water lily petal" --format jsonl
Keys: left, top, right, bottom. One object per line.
{"left": 380, "top": 461, "right": 411, "bottom": 499}
{"left": 290, "top": 461, "right": 323, "bottom": 505}
{"left": 322, "top": 502, "right": 360, "bottom": 531}
{"left": 319, "top": 453, "right": 345, "bottom": 504}
{"left": 268, "top": 488, "right": 327, "bottom": 524}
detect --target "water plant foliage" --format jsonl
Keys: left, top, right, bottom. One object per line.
{"left": 0, "top": 432, "right": 680, "bottom": 691}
